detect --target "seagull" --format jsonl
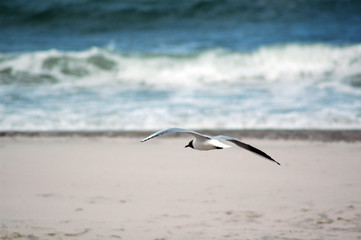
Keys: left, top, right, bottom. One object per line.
{"left": 141, "top": 127, "right": 280, "bottom": 165}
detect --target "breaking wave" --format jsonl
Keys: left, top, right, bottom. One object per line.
{"left": 1, "top": 43, "right": 361, "bottom": 88}
{"left": 1, "top": 43, "right": 361, "bottom": 131}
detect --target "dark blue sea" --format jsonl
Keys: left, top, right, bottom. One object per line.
{"left": 1, "top": 0, "right": 361, "bottom": 130}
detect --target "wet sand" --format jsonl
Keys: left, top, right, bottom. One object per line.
{"left": 1, "top": 135, "right": 361, "bottom": 239}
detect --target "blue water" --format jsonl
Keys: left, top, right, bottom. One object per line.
{"left": 1, "top": 0, "right": 361, "bottom": 130}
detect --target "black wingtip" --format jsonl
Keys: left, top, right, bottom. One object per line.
{"left": 266, "top": 154, "right": 280, "bottom": 165}
{"left": 271, "top": 158, "right": 281, "bottom": 165}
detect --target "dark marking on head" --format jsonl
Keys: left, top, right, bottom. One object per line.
{"left": 185, "top": 140, "right": 194, "bottom": 149}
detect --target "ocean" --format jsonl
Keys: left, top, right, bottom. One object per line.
{"left": 1, "top": 0, "right": 361, "bottom": 131}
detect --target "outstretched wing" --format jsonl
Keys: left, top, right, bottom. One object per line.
{"left": 214, "top": 135, "right": 280, "bottom": 165}
{"left": 141, "top": 127, "right": 211, "bottom": 142}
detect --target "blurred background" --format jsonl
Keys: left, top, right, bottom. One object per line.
{"left": 0, "top": 0, "right": 360, "bottom": 131}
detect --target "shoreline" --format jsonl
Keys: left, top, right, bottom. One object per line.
{"left": 1, "top": 129, "right": 361, "bottom": 142}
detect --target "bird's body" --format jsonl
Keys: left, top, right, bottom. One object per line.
{"left": 141, "top": 127, "right": 280, "bottom": 165}
{"left": 192, "top": 138, "right": 231, "bottom": 150}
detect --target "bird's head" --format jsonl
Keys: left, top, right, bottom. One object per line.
{"left": 185, "top": 140, "right": 194, "bottom": 149}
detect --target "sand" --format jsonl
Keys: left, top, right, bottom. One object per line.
{"left": 1, "top": 136, "right": 361, "bottom": 240}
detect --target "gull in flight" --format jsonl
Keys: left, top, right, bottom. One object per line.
{"left": 141, "top": 127, "right": 280, "bottom": 165}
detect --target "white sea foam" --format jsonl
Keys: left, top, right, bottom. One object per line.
{"left": 1, "top": 43, "right": 361, "bottom": 87}
{"left": 1, "top": 44, "right": 361, "bottom": 130}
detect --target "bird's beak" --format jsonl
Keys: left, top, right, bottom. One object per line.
{"left": 185, "top": 144, "right": 190, "bottom": 148}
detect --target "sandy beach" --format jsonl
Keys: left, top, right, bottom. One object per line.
{"left": 1, "top": 135, "right": 361, "bottom": 240}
